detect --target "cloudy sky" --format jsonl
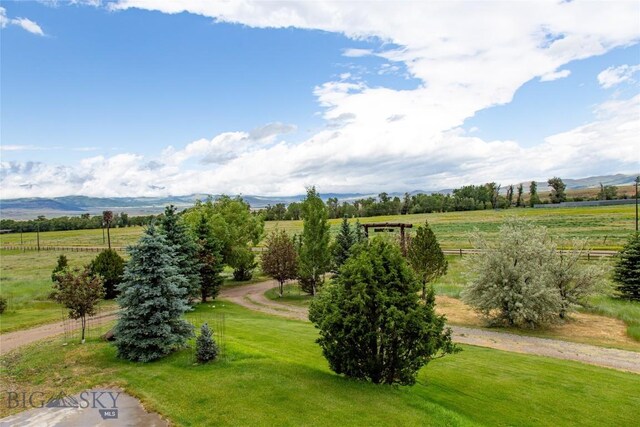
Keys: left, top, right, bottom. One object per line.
{"left": 1, "top": 0, "right": 639, "bottom": 198}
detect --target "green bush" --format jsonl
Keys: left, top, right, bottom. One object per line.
{"left": 0, "top": 295, "right": 7, "bottom": 314}
{"left": 89, "top": 249, "right": 125, "bottom": 299}
{"left": 613, "top": 233, "right": 640, "bottom": 301}
{"left": 309, "top": 238, "right": 458, "bottom": 385}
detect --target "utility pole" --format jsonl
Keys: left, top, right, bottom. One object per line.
{"left": 635, "top": 175, "right": 639, "bottom": 233}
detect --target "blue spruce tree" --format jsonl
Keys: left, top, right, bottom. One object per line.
{"left": 114, "top": 224, "right": 194, "bottom": 362}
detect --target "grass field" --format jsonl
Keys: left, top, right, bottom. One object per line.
{"left": 0, "top": 250, "right": 118, "bottom": 333}
{"left": 1, "top": 205, "right": 636, "bottom": 250}
{"left": 0, "top": 249, "right": 262, "bottom": 333}
{"left": 1, "top": 302, "right": 638, "bottom": 425}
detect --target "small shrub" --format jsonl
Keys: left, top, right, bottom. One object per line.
{"left": 0, "top": 295, "right": 7, "bottom": 314}
{"left": 89, "top": 249, "right": 125, "bottom": 299}
{"left": 196, "top": 323, "right": 219, "bottom": 363}
{"left": 51, "top": 254, "right": 69, "bottom": 282}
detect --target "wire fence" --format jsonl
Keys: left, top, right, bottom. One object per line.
{"left": 187, "top": 312, "right": 227, "bottom": 363}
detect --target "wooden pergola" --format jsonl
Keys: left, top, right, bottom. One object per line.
{"left": 359, "top": 222, "right": 413, "bottom": 255}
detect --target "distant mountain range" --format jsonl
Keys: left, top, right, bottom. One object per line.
{"left": 1, "top": 173, "right": 637, "bottom": 220}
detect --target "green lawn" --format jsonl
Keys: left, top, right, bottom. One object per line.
{"left": 264, "top": 282, "right": 314, "bottom": 306}
{"left": 1, "top": 303, "right": 638, "bottom": 425}
{"left": 1, "top": 205, "right": 636, "bottom": 251}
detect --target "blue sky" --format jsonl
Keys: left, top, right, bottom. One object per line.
{"left": 1, "top": 0, "right": 639, "bottom": 198}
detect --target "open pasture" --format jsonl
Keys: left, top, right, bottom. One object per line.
{"left": 1, "top": 205, "right": 635, "bottom": 251}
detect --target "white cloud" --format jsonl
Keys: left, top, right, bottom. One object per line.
{"left": 0, "top": 6, "right": 45, "bottom": 36}
{"left": 2, "top": 0, "right": 640, "bottom": 198}
{"left": 597, "top": 64, "right": 640, "bottom": 88}
{"left": 342, "top": 48, "right": 373, "bottom": 58}
{"left": 540, "top": 69, "right": 571, "bottom": 82}
{"left": 12, "top": 18, "right": 45, "bottom": 36}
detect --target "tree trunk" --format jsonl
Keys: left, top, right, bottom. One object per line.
{"left": 279, "top": 280, "right": 284, "bottom": 297}
{"left": 201, "top": 287, "right": 207, "bottom": 303}
{"left": 107, "top": 226, "right": 111, "bottom": 249}
{"left": 81, "top": 316, "right": 86, "bottom": 344}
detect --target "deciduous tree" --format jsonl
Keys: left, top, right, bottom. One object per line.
{"left": 194, "top": 214, "right": 225, "bottom": 302}
{"left": 261, "top": 229, "right": 298, "bottom": 297}
{"left": 298, "top": 187, "right": 331, "bottom": 295}
{"left": 548, "top": 177, "right": 567, "bottom": 203}
{"left": 51, "top": 267, "right": 104, "bottom": 343}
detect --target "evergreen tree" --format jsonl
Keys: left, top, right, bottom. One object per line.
{"left": 332, "top": 216, "right": 355, "bottom": 271}
{"left": 529, "top": 181, "right": 540, "bottom": 207}
{"left": 88, "top": 249, "right": 125, "bottom": 299}
{"left": 194, "top": 214, "right": 224, "bottom": 302}
{"left": 407, "top": 220, "right": 448, "bottom": 300}
{"left": 114, "top": 224, "right": 194, "bottom": 362}
{"left": 354, "top": 219, "right": 366, "bottom": 243}
{"left": 160, "top": 205, "right": 201, "bottom": 301}
{"left": 51, "top": 254, "right": 69, "bottom": 282}
{"left": 298, "top": 187, "right": 331, "bottom": 295}
{"left": 613, "top": 234, "right": 640, "bottom": 301}
{"left": 516, "top": 184, "right": 524, "bottom": 207}
{"left": 196, "top": 323, "right": 219, "bottom": 363}
{"left": 261, "top": 229, "right": 298, "bottom": 297}
{"left": 309, "top": 239, "right": 459, "bottom": 385}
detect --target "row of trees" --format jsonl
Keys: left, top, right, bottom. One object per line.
{"left": 261, "top": 177, "right": 614, "bottom": 220}
{"left": 0, "top": 212, "right": 150, "bottom": 233}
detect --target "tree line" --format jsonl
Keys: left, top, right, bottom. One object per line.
{"left": 260, "top": 177, "right": 630, "bottom": 220}
{"left": 0, "top": 212, "right": 153, "bottom": 233}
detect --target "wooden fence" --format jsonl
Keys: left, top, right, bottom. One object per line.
{"left": 2, "top": 245, "right": 617, "bottom": 258}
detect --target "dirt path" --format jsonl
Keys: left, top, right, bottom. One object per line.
{"left": 0, "top": 311, "right": 119, "bottom": 355}
{"left": 2, "top": 280, "right": 639, "bottom": 374}
{"left": 219, "top": 280, "right": 640, "bottom": 374}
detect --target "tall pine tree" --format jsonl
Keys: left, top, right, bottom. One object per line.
{"left": 332, "top": 216, "right": 355, "bottom": 271}
{"left": 195, "top": 214, "right": 225, "bottom": 302}
{"left": 114, "top": 224, "right": 193, "bottom": 362}
{"left": 160, "top": 205, "right": 201, "bottom": 301}
{"left": 298, "top": 187, "right": 331, "bottom": 295}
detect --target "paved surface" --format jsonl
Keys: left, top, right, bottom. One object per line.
{"left": 0, "top": 388, "right": 167, "bottom": 427}
{"left": 220, "top": 279, "right": 640, "bottom": 374}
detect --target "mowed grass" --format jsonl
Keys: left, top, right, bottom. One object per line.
{"left": 1, "top": 205, "right": 636, "bottom": 250}
{"left": 1, "top": 303, "right": 638, "bottom": 426}
{"left": 0, "top": 249, "right": 117, "bottom": 333}
{"left": 264, "top": 282, "right": 314, "bottom": 306}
